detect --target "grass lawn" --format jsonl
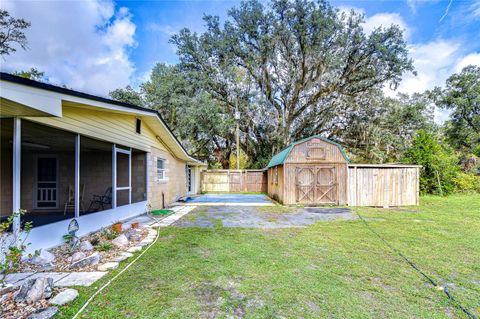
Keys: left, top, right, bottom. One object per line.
{"left": 57, "top": 194, "right": 479, "bottom": 318}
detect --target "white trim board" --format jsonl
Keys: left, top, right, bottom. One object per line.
{"left": 26, "top": 201, "right": 148, "bottom": 254}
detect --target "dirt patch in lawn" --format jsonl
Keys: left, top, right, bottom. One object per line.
{"left": 193, "top": 280, "right": 264, "bottom": 319}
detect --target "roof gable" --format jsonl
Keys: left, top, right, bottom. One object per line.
{"left": 266, "top": 135, "right": 349, "bottom": 168}
{"left": 0, "top": 72, "right": 205, "bottom": 166}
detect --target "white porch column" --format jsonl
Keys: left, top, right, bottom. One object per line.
{"left": 12, "top": 118, "right": 21, "bottom": 234}
{"left": 74, "top": 134, "right": 80, "bottom": 218}
{"left": 112, "top": 144, "right": 117, "bottom": 209}
{"left": 145, "top": 153, "right": 149, "bottom": 203}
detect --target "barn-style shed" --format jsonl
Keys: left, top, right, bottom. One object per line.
{"left": 266, "top": 135, "right": 420, "bottom": 206}
{"left": 266, "top": 135, "right": 349, "bottom": 205}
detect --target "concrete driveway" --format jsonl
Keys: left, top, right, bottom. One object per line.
{"left": 174, "top": 205, "right": 357, "bottom": 228}
{"left": 182, "top": 194, "right": 274, "bottom": 206}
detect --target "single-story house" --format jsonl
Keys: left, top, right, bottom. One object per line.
{"left": 0, "top": 72, "right": 205, "bottom": 252}
{"left": 266, "top": 135, "right": 420, "bottom": 206}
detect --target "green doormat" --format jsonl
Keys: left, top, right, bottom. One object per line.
{"left": 151, "top": 209, "right": 174, "bottom": 216}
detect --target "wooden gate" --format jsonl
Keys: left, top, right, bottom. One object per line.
{"left": 201, "top": 170, "right": 267, "bottom": 193}
{"left": 295, "top": 166, "right": 337, "bottom": 204}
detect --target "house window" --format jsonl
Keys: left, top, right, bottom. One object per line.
{"left": 275, "top": 167, "right": 278, "bottom": 184}
{"left": 136, "top": 118, "right": 142, "bottom": 134}
{"left": 157, "top": 158, "right": 166, "bottom": 181}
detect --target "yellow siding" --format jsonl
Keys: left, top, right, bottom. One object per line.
{"left": 25, "top": 105, "right": 167, "bottom": 152}
{"left": 23, "top": 104, "right": 190, "bottom": 208}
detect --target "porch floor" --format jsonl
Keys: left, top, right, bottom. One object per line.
{"left": 24, "top": 210, "right": 100, "bottom": 228}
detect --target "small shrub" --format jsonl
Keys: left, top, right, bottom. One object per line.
{"left": 96, "top": 242, "right": 113, "bottom": 252}
{"left": 1, "top": 210, "right": 36, "bottom": 287}
{"left": 63, "top": 233, "right": 73, "bottom": 243}
{"left": 454, "top": 172, "right": 480, "bottom": 193}
{"left": 90, "top": 234, "right": 101, "bottom": 246}
{"left": 101, "top": 228, "right": 118, "bottom": 240}
{"left": 402, "top": 130, "right": 459, "bottom": 195}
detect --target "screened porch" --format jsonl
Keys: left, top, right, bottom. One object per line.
{"left": 0, "top": 118, "right": 147, "bottom": 228}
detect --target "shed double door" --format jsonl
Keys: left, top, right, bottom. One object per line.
{"left": 295, "top": 166, "right": 337, "bottom": 204}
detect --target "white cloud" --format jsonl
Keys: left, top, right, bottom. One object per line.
{"left": 454, "top": 52, "right": 480, "bottom": 72}
{"left": 393, "top": 42, "right": 480, "bottom": 96}
{"left": 337, "top": 7, "right": 411, "bottom": 39}
{"left": 0, "top": 0, "right": 137, "bottom": 96}
{"left": 363, "top": 13, "right": 411, "bottom": 39}
{"left": 387, "top": 41, "right": 480, "bottom": 123}
{"left": 386, "top": 40, "right": 459, "bottom": 123}
{"left": 407, "top": 0, "right": 419, "bottom": 14}
{"left": 470, "top": 1, "right": 480, "bottom": 19}
{"left": 394, "top": 40, "right": 460, "bottom": 95}
{"left": 147, "top": 23, "right": 178, "bottom": 37}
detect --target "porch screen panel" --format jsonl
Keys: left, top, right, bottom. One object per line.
{"left": 115, "top": 149, "right": 130, "bottom": 207}
{"left": 20, "top": 120, "right": 75, "bottom": 227}
{"left": 131, "top": 149, "right": 147, "bottom": 203}
{"left": 0, "top": 118, "right": 13, "bottom": 221}
{"left": 80, "top": 136, "right": 113, "bottom": 214}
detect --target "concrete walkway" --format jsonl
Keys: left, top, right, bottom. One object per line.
{"left": 175, "top": 206, "right": 356, "bottom": 228}
{"left": 180, "top": 194, "right": 275, "bottom": 206}
{"left": 4, "top": 271, "right": 107, "bottom": 287}
{"left": 5, "top": 205, "right": 196, "bottom": 288}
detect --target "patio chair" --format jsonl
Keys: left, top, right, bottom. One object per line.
{"left": 64, "top": 184, "right": 85, "bottom": 215}
{"left": 88, "top": 187, "right": 112, "bottom": 212}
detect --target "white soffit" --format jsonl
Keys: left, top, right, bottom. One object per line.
{"left": 0, "top": 80, "right": 62, "bottom": 117}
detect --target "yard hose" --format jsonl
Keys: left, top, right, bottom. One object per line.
{"left": 71, "top": 213, "right": 168, "bottom": 319}
{"left": 356, "top": 212, "right": 477, "bottom": 319}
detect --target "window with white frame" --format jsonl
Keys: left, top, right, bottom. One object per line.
{"left": 157, "top": 158, "right": 166, "bottom": 181}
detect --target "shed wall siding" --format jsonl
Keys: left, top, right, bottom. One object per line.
{"left": 267, "top": 166, "right": 284, "bottom": 203}
{"left": 278, "top": 138, "right": 348, "bottom": 205}
{"left": 285, "top": 137, "right": 347, "bottom": 164}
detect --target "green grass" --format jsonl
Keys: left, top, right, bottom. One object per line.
{"left": 256, "top": 205, "right": 297, "bottom": 214}
{"left": 56, "top": 194, "right": 480, "bottom": 319}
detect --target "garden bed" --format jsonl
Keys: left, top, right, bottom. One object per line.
{"left": 15, "top": 226, "right": 149, "bottom": 273}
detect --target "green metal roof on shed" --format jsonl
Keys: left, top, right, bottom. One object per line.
{"left": 266, "top": 135, "right": 349, "bottom": 168}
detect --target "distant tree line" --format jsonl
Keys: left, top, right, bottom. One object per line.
{"left": 109, "top": 0, "right": 479, "bottom": 195}
{"left": 2, "top": 2, "right": 478, "bottom": 195}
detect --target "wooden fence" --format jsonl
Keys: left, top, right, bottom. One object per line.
{"left": 347, "top": 164, "right": 420, "bottom": 207}
{"left": 201, "top": 170, "right": 267, "bottom": 193}
{"left": 201, "top": 165, "right": 420, "bottom": 206}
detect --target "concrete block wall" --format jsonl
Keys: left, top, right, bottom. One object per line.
{"left": 147, "top": 147, "right": 187, "bottom": 209}
{"left": 132, "top": 151, "right": 147, "bottom": 203}
{"left": 80, "top": 150, "right": 112, "bottom": 211}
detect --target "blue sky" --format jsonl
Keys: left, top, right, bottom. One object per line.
{"left": 1, "top": 0, "right": 479, "bottom": 120}
{"left": 124, "top": 0, "right": 480, "bottom": 78}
